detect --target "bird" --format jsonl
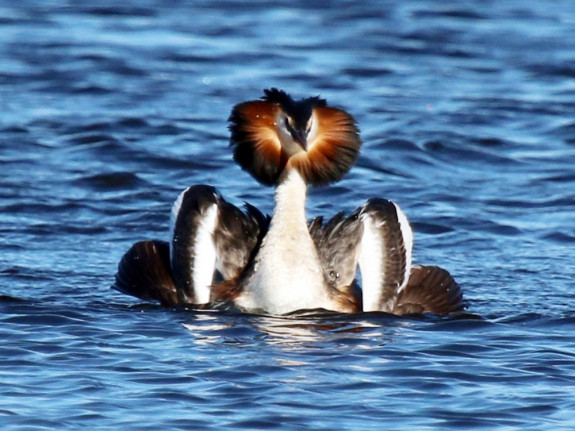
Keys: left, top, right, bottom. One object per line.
{"left": 112, "top": 88, "right": 463, "bottom": 315}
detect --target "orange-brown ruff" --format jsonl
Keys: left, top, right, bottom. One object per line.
{"left": 112, "top": 89, "right": 464, "bottom": 316}
{"left": 229, "top": 89, "right": 361, "bottom": 186}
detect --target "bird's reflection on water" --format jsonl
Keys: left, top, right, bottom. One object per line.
{"left": 180, "top": 306, "right": 410, "bottom": 347}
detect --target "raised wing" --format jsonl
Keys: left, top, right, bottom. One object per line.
{"left": 357, "top": 198, "right": 463, "bottom": 314}
{"left": 170, "top": 185, "right": 268, "bottom": 304}
{"left": 112, "top": 185, "right": 268, "bottom": 307}
{"left": 358, "top": 198, "right": 413, "bottom": 312}
{"left": 309, "top": 199, "right": 414, "bottom": 313}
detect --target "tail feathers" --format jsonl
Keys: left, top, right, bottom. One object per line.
{"left": 112, "top": 240, "right": 181, "bottom": 307}
{"left": 393, "top": 265, "right": 464, "bottom": 315}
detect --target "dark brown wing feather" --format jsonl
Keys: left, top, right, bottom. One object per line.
{"left": 211, "top": 203, "right": 269, "bottom": 302}
{"left": 309, "top": 211, "right": 363, "bottom": 312}
{"left": 393, "top": 265, "right": 464, "bottom": 315}
{"left": 214, "top": 201, "right": 269, "bottom": 281}
{"left": 112, "top": 240, "right": 181, "bottom": 306}
{"left": 309, "top": 211, "right": 363, "bottom": 290}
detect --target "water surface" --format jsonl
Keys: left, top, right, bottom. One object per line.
{"left": 1, "top": 1, "right": 575, "bottom": 429}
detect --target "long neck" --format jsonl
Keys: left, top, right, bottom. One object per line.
{"left": 257, "top": 167, "right": 315, "bottom": 270}
{"left": 272, "top": 168, "right": 308, "bottom": 228}
{"left": 242, "top": 167, "right": 330, "bottom": 314}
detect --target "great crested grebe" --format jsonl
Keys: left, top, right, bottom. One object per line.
{"left": 113, "top": 89, "right": 463, "bottom": 315}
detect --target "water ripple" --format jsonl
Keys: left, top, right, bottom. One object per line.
{"left": 2, "top": 0, "right": 575, "bottom": 429}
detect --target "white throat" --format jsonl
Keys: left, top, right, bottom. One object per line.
{"left": 236, "top": 169, "right": 333, "bottom": 314}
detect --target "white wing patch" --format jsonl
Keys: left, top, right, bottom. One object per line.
{"left": 170, "top": 187, "right": 220, "bottom": 305}
{"left": 169, "top": 188, "right": 187, "bottom": 264}
{"left": 191, "top": 202, "right": 219, "bottom": 304}
{"left": 358, "top": 213, "right": 385, "bottom": 312}
{"left": 393, "top": 202, "right": 413, "bottom": 294}
{"left": 358, "top": 201, "right": 414, "bottom": 312}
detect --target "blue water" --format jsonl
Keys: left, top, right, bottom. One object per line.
{"left": 1, "top": 1, "right": 575, "bottom": 429}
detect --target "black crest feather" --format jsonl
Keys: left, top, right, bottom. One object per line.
{"left": 262, "top": 88, "right": 327, "bottom": 129}
{"left": 262, "top": 88, "right": 327, "bottom": 109}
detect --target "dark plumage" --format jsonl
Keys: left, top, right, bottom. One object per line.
{"left": 394, "top": 266, "right": 464, "bottom": 315}
{"left": 213, "top": 200, "right": 269, "bottom": 281}
{"left": 309, "top": 211, "right": 362, "bottom": 290}
{"left": 112, "top": 240, "right": 179, "bottom": 306}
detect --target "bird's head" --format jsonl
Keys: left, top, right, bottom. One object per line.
{"left": 229, "top": 88, "right": 361, "bottom": 186}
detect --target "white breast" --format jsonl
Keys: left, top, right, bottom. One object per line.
{"left": 234, "top": 170, "right": 334, "bottom": 314}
